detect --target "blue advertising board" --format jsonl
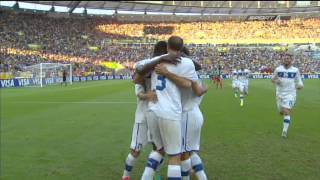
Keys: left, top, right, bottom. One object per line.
{"left": 0, "top": 74, "right": 319, "bottom": 88}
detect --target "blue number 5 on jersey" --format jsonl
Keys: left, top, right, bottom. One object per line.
{"left": 156, "top": 75, "right": 166, "bottom": 91}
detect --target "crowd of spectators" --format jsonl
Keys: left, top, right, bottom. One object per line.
{"left": 97, "top": 18, "right": 320, "bottom": 41}
{"left": 1, "top": 11, "right": 319, "bottom": 79}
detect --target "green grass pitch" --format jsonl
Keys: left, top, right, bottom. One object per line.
{"left": 1, "top": 79, "right": 320, "bottom": 180}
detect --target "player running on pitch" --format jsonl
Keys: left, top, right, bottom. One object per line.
{"left": 272, "top": 53, "right": 303, "bottom": 138}
{"left": 238, "top": 64, "right": 250, "bottom": 107}
{"left": 231, "top": 66, "right": 240, "bottom": 98}
{"left": 212, "top": 64, "right": 223, "bottom": 89}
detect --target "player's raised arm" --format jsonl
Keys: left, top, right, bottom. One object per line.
{"left": 135, "top": 53, "right": 182, "bottom": 76}
{"left": 135, "top": 54, "right": 164, "bottom": 75}
{"left": 154, "top": 63, "right": 192, "bottom": 89}
{"left": 295, "top": 69, "right": 304, "bottom": 90}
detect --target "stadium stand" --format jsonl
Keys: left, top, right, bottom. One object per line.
{"left": 1, "top": 6, "right": 320, "bottom": 80}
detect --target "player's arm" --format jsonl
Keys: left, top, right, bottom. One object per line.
{"left": 191, "top": 80, "right": 208, "bottom": 97}
{"left": 155, "top": 63, "right": 192, "bottom": 89}
{"left": 135, "top": 54, "right": 181, "bottom": 76}
{"left": 132, "top": 73, "right": 144, "bottom": 84}
{"left": 135, "top": 84, "right": 157, "bottom": 102}
{"left": 137, "top": 91, "right": 157, "bottom": 102}
{"left": 271, "top": 69, "right": 280, "bottom": 85}
{"left": 295, "top": 69, "right": 304, "bottom": 90}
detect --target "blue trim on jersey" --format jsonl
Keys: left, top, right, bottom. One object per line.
{"left": 284, "top": 119, "right": 291, "bottom": 124}
{"left": 277, "top": 72, "right": 297, "bottom": 78}
{"left": 125, "top": 164, "right": 133, "bottom": 172}
{"left": 193, "top": 164, "right": 204, "bottom": 172}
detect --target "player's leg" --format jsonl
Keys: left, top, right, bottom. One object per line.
{"left": 122, "top": 122, "right": 147, "bottom": 180}
{"left": 181, "top": 152, "right": 191, "bottom": 180}
{"left": 190, "top": 152, "right": 208, "bottom": 180}
{"left": 232, "top": 82, "right": 238, "bottom": 98}
{"left": 122, "top": 150, "right": 139, "bottom": 180}
{"left": 152, "top": 143, "right": 165, "bottom": 180}
{"left": 219, "top": 77, "right": 223, "bottom": 89}
{"left": 245, "top": 82, "right": 249, "bottom": 95}
{"left": 216, "top": 77, "right": 220, "bottom": 89}
{"left": 188, "top": 107, "right": 207, "bottom": 180}
{"left": 180, "top": 112, "right": 191, "bottom": 180}
{"left": 159, "top": 119, "right": 182, "bottom": 180}
{"left": 281, "top": 108, "right": 291, "bottom": 138}
{"left": 280, "top": 96, "right": 295, "bottom": 138}
{"left": 239, "top": 83, "right": 245, "bottom": 107}
{"left": 141, "top": 112, "right": 164, "bottom": 180}
{"left": 212, "top": 76, "right": 216, "bottom": 85}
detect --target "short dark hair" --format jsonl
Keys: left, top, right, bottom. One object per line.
{"left": 168, "top": 36, "right": 184, "bottom": 52}
{"left": 153, "top": 41, "right": 167, "bottom": 57}
{"left": 181, "top": 46, "right": 190, "bottom": 56}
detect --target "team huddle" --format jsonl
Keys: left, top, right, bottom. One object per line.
{"left": 121, "top": 36, "right": 304, "bottom": 180}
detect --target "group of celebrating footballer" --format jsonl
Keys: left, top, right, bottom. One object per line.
{"left": 121, "top": 36, "right": 304, "bottom": 180}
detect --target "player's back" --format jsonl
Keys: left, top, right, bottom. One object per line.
{"left": 149, "top": 57, "right": 197, "bottom": 121}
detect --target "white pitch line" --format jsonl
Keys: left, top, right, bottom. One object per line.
{"left": 8, "top": 101, "right": 136, "bottom": 104}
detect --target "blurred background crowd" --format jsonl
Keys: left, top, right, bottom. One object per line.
{"left": 1, "top": 11, "right": 319, "bottom": 79}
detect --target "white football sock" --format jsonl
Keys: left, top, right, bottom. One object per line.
{"left": 156, "top": 157, "right": 164, "bottom": 172}
{"left": 181, "top": 159, "right": 191, "bottom": 180}
{"left": 190, "top": 153, "right": 207, "bottom": 180}
{"left": 283, "top": 115, "right": 291, "bottom": 132}
{"left": 141, "top": 151, "right": 163, "bottom": 180}
{"left": 168, "top": 165, "right": 181, "bottom": 180}
{"left": 122, "top": 153, "right": 136, "bottom": 178}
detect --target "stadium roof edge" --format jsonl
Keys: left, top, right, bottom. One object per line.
{"left": 19, "top": 1, "right": 320, "bottom": 15}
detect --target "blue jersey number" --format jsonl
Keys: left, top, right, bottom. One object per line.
{"left": 156, "top": 75, "right": 166, "bottom": 91}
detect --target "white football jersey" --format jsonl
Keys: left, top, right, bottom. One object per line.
{"left": 273, "top": 65, "right": 303, "bottom": 98}
{"left": 149, "top": 57, "right": 198, "bottom": 121}
{"left": 181, "top": 78, "right": 204, "bottom": 112}
{"left": 238, "top": 69, "right": 250, "bottom": 84}
{"left": 134, "top": 84, "right": 148, "bottom": 123}
{"left": 232, "top": 69, "right": 239, "bottom": 82}
{"left": 134, "top": 59, "right": 152, "bottom": 123}
{"left": 135, "top": 58, "right": 152, "bottom": 91}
